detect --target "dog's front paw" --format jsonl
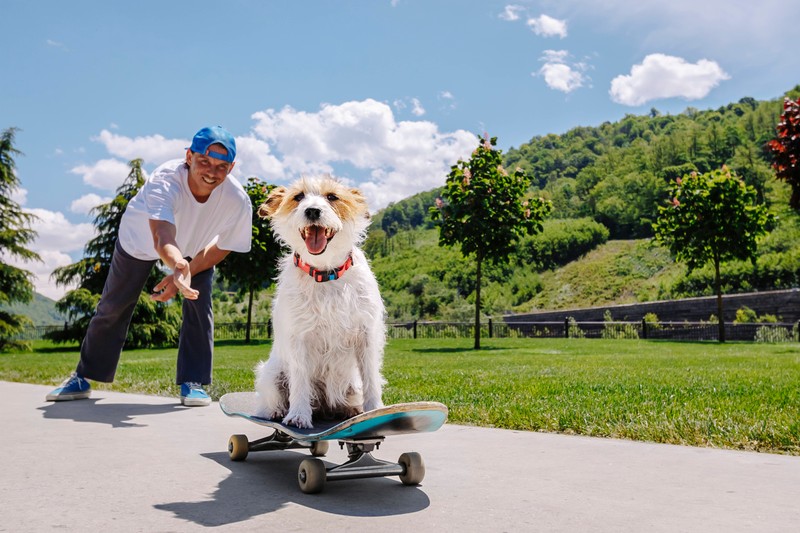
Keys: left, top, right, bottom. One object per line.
{"left": 265, "top": 408, "right": 286, "bottom": 420}
{"left": 283, "top": 411, "right": 314, "bottom": 429}
{"left": 342, "top": 405, "right": 364, "bottom": 419}
{"left": 255, "top": 395, "right": 287, "bottom": 421}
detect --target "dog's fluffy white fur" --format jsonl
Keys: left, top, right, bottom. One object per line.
{"left": 254, "top": 176, "right": 385, "bottom": 428}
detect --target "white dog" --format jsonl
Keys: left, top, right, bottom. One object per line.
{"left": 254, "top": 176, "right": 386, "bottom": 428}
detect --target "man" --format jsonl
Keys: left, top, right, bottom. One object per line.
{"left": 46, "top": 126, "right": 252, "bottom": 406}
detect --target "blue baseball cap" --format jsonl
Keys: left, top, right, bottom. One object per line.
{"left": 188, "top": 126, "right": 236, "bottom": 163}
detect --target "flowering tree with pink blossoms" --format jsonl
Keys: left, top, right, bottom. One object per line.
{"left": 652, "top": 167, "right": 772, "bottom": 342}
{"left": 431, "top": 134, "right": 551, "bottom": 349}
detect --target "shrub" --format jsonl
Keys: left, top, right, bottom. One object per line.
{"left": 567, "top": 317, "right": 585, "bottom": 338}
{"left": 518, "top": 218, "right": 609, "bottom": 270}
{"left": 734, "top": 306, "right": 758, "bottom": 323}
{"left": 755, "top": 325, "right": 794, "bottom": 343}
{"left": 602, "top": 310, "right": 639, "bottom": 339}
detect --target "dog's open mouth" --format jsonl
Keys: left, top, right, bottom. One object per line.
{"left": 300, "top": 225, "right": 336, "bottom": 255}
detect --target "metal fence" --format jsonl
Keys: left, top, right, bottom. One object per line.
{"left": 215, "top": 322, "right": 272, "bottom": 341}
{"left": 389, "top": 319, "right": 800, "bottom": 342}
{"left": 15, "top": 319, "right": 800, "bottom": 343}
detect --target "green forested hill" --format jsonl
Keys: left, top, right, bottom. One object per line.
{"left": 1, "top": 293, "right": 66, "bottom": 325}
{"left": 504, "top": 91, "right": 796, "bottom": 238}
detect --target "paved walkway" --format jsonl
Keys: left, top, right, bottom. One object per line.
{"left": 2, "top": 380, "right": 798, "bottom": 532}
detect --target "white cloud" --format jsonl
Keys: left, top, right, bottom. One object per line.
{"left": 536, "top": 50, "right": 589, "bottom": 93}
{"left": 539, "top": 63, "right": 585, "bottom": 93}
{"left": 438, "top": 91, "right": 456, "bottom": 111}
{"left": 11, "top": 187, "right": 28, "bottom": 206}
{"left": 26, "top": 208, "right": 95, "bottom": 254}
{"left": 392, "top": 97, "right": 426, "bottom": 117}
{"left": 93, "top": 129, "right": 187, "bottom": 164}
{"left": 231, "top": 136, "right": 285, "bottom": 183}
{"left": 70, "top": 158, "right": 133, "bottom": 191}
{"left": 527, "top": 14, "right": 567, "bottom": 38}
{"left": 46, "top": 39, "right": 67, "bottom": 51}
{"left": 499, "top": 5, "right": 524, "bottom": 21}
{"left": 250, "top": 98, "right": 476, "bottom": 211}
{"left": 70, "top": 193, "right": 112, "bottom": 215}
{"left": 610, "top": 53, "right": 730, "bottom": 106}
{"left": 541, "top": 50, "right": 569, "bottom": 64}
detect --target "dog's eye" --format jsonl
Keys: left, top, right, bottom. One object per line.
{"left": 326, "top": 193, "right": 338, "bottom": 202}
{"left": 293, "top": 192, "right": 305, "bottom": 202}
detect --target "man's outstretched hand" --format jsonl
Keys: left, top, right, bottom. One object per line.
{"left": 151, "top": 259, "right": 199, "bottom": 301}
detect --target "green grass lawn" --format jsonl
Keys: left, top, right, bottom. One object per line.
{"left": 2, "top": 338, "right": 798, "bottom": 455}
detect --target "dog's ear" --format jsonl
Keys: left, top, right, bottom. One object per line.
{"left": 349, "top": 188, "right": 368, "bottom": 207}
{"left": 348, "top": 187, "right": 370, "bottom": 220}
{"left": 258, "top": 186, "right": 287, "bottom": 218}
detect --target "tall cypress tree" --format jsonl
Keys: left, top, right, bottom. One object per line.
{"left": 0, "top": 128, "right": 41, "bottom": 351}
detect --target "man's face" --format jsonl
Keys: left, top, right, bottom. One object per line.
{"left": 185, "top": 144, "right": 235, "bottom": 201}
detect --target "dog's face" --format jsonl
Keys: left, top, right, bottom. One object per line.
{"left": 259, "top": 176, "right": 369, "bottom": 262}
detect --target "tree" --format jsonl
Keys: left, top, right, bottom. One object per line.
{"left": 0, "top": 128, "right": 41, "bottom": 351}
{"left": 652, "top": 167, "right": 772, "bottom": 342}
{"left": 430, "top": 134, "right": 551, "bottom": 349}
{"left": 767, "top": 96, "right": 800, "bottom": 209}
{"left": 48, "top": 159, "right": 181, "bottom": 346}
{"left": 215, "top": 178, "right": 285, "bottom": 342}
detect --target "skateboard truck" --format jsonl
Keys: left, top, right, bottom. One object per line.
{"left": 324, "top": 437, "right": 406, "bottom": 482}
{"left": 232, "top": 433, "right": 425, "bottom": 494}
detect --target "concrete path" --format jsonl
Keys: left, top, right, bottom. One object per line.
{"left": 2, "top": 380, "right": 798, "bottom": 532}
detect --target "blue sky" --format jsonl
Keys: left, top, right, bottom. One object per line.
{"left": 1, "top": 0, "right": 797, "bottom": 299}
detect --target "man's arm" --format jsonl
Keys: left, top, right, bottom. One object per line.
{"left": 149, "top": 219, "right": 199, "bottom": 300}
{"left": 187, "top": 242, "right": 231, "bottom": 275}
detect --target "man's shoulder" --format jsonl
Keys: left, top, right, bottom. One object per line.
{"left": 223, "top": 175, "right": 251, "bottom": 204}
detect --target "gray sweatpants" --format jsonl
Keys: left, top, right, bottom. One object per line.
{"left": 76, "top": 241, "right": 214, "bottom": 385}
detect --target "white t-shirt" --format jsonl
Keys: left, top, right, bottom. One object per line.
{"left": 118, "top": 159, "right": 252, "bottom": 261}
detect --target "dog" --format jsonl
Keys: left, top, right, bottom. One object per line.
{"left": 254, "top": 176, "right": 386, "bottom": 428}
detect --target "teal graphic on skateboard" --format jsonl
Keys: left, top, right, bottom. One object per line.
{"left": 219, "top": 391, "right": 448, "bottom": 494}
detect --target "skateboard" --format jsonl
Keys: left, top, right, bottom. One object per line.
{"left": 219, "top": 391, "right": 448, "bottom": 494}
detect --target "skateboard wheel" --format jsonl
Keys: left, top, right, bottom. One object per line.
{"left": 398, "top": 452, "right": 425, "bottom": 485}
{"left": 310, "top": 441, "right": 329, "bottom": 457}
{"left": 228, "top": 434, "right": 249, "bottom": 461}
{"left": 298, "top": 458, "right": 327, "bottom": 494}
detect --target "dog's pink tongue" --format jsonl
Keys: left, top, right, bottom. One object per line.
{"left": 305, "top": 226, "right": 328, "bottom": 255}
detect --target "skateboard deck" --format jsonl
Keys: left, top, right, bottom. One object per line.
{"left": 219, "top": 391, "right": 448, "bottom": 494}
{"left": 220, "top": 391, "right": 447, "bottom": 440}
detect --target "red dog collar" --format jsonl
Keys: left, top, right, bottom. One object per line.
{"left": 293, "top": 252, "right": 354, "bottom": 282}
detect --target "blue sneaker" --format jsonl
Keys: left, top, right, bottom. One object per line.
{"left": 46, "top": 372, "right": 91, "bottom": 401}
{"left": 180, "top": 382, "right": 211, "bottom": 407}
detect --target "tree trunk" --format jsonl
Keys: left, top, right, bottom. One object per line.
{"left": 714, "top": 256, "right": 725, "bottom": 343}
{"left": 474, "top": 253, "right": 482, "bottom": 350}
{"left": 246, "top": 286, "right": 254, "bottom": 344}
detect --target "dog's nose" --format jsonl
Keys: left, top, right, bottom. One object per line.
{"left": 305, "top": 207, "right": 321, "bottom": 221}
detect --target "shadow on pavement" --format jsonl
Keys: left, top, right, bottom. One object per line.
{"left": 38, "top": 399, "right": 188, "bottom": 428}
{"left": 155, "top": 451, "right": 431, "bottom": 527}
